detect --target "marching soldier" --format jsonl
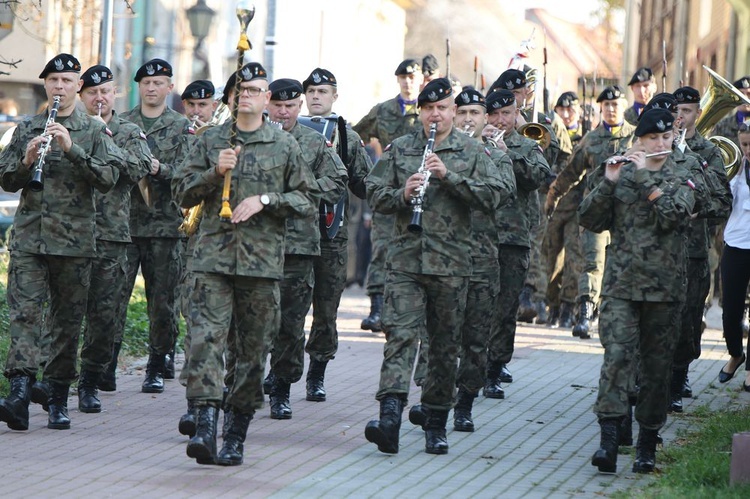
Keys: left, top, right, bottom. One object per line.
{"left": 364, "top": 78, "right": 506, "bottom": 455}
{"left": 264, "top": 78, "right": 347, "bottom": 419}
{"left": 301, "top": 68, "right": 371, "bottom": 401}
{"left": 120, "top": 58, "right": 194, "bottom": 393}
{"left": 181, "top": 79, "right": 218, "bottom": 128}
{"left": 0, "top": 54, "right": 121, "bottom": 431}
{"left": 353, "top": 58, "right": 423, "bottom": 333}
{"left": 482, "top": 89, "right": 551, "bottom": 395}
{"left": 624, "top": 67, "right": 657, "bottom": 126}
{"left": 77, "top": 65, "right": 152, "bottom": 411}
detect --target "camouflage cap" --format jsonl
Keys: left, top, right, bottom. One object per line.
{"left": 628, "top": 67, "right": 654, "bottom": 86}
{"left": 181, "top": 80, "right": 215, "bottom": 100}
{"left": 555, "top": 91, "right": 579, "bottom": 108}
{"left": 302, "top": 68, "right": 337, "bottom": 91}
{"left": 454, "top": 87, "right": 485, "bottom": 108}
{"left": 634, "top": 108, "right": 674, "bottom": 137}
{"left": 486, "top": 89, "right": 516, "bottom": 111}
{"left": 417, "top": 77, "right": 452, "bottom": 107}
{"left": 134, "top": 58, "right": 172, "bottom": 82}
{"left": 673, "top": 86, "right": 700, "bottom": 104}
{"left": 79, "top": 64, "right": 114, "bottom": 91}
{"left": 269, "top": 78, "right": 303, "bottom": 101}
{"left": 39, "top": 53, "right": 81, "bottom": 79}
{"left": 596, "top": 85, "right": 625, "bottom": 103}
{"left": 395, "top": 58, "right": 421, "bottom": 76}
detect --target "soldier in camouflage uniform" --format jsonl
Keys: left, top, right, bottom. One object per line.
{"left": 264, "top": 78, "right": 347, "bottom": 420}
{"left": 77, "top": 65, "right": 153, "bottom": 413}
{"left": 583, "top": 108, "right": 696, "bottom": 474}
{"left": 0, "top": 54, "right": 121, "bottom": 431}
{"left": 364, "top": 78, "right": 506, "bottom": 455}
{"left": 624, "top": 67, "right": 657, "bottom": 126}
{"left": 545, "top": 86, "right": 636, "bottom": 340}
{"left": 302, "top": 68, "right": 371, "bottom": 402}
{"left": 182, "top": 79, "right": 218, "bottom": 129}
{"left": 173, "top": 62, "right": 317, "bottom": 466}
{"left": 353, "top": 59, "right": 423, "bottom": 332}
{"left": 120, "top": 59, "right": 194, "bottom": 394}
{"left": 481, "top": 89, "right": 551, "bottom": 395}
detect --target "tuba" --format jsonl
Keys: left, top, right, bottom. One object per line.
{"left": 695, "top": 66, "right": 749, "bottom": 179}
{"left": 518, "top": 66, "right": 552, "bottom": 149}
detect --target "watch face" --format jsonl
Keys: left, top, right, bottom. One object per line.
{"left": 261, "top": 194, "right": 270, "bottom": 205}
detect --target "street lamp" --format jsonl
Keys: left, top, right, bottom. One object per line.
{"left": 185, "top": 0, "right": 216, "bottom": 80}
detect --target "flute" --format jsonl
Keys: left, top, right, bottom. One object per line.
{"left": 606, "top": 150, "right": 672, "bottom": 166}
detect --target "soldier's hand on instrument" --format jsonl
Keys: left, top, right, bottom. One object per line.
{"left": 604, "top": 155, "right": 627, "bottom": 182}
{"left": 482, "top": 125, "right": 500, "bottom": 141}
{"left": 22, "top": 136, "right": 45, "bottom": 167}
{"left": 628, "top": 151, "right": 646, "bottom": 170}
{"left": 149, "top": 157, "right": 160, "bottom": 175}
{"left": 216, "top": 146, "right": 240, "bottom": 177}
{"left": 231, "top": 195, "right": 263, "bottom": 223}
{"left": 425, "top": 153, "right": 447, "bottom": 179}
{"left": 404, "top": 171, "right": 424, "bottom": 202}
{"left": 45, "top": 122, "right": 72, "bottom": 152}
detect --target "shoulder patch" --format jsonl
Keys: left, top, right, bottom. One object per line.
{"left": 360, "top": 139, "right": 365, "bottom": 147}
{"left": 686, "top": 179, "right": 696, "bottom": 190}
{"left": 139, "top": 132, "right": 147, "bottom": 140}
{"left": 544, "top": 116, "right": 552, "bottom": 124}
{"left": 325, "top": 140, "right": 333, "bottom": 148}
{"left": 384, "top": 143, "right": 392, "bottom": 152}
{"left": 186, "top": 125, "right": 195, "bottom": 135}
{"left": 485, "top": 147, "right": 492, "bottom": 156}
{"left": 701, "top": 160, "right": 708, "bottom": 169}
{"left": 104, "top": 127, "right": 112, "bottom": 137}
{"left": 537, "top": 145, "right": 544, "bottom": 154}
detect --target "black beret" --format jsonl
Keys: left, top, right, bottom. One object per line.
{"left": 489, "top": 69, "right": 527, "bottom": 94}
{"left": 634, "top": 108, "right": 674, "bottom": 137}
{"left": 269, "top": 78, "right": 303, "bottom": 101}
{"left": 454, "top": 87, "right": 485, "bottom": 108}
{"left": 39, "top": 53, "right": 81, "bottom": 79}
{"left": 181, "top": 80, "right": 215, "bottom": 100}
{"left": 221, "top": 62, "right": 268, "bottom": 104}
{"left": 734, "top": 76, "right": 750, "bottom": 89}
{"left": 134, "top": 58, "right": 172, "bottom": 82}
{"left": 422, "top": 54, "right": 439, "bottom": 76}
{"left": 673, "top": 86, "right": 700, "bottom": 104}
{"left": 417, "top": 77, "right": 452, "bottom": 107}
{"left": 395, "top": 59, "right": 421, "bottom": 76}
{"left": 596, "top": 85, "right": 625, "bottom": 102}
{"left": 628, "top": 67, "right": 654, "bottom": 86}
{"left": 486, "top": 89, "right": 516, "bottom": 111}
{"left": 642, "top": 92, "right": 678, "bottom": 115}
{"left": 555, "top": 91, "right": 579, "bottom": 108}
{"left": 79, "top": 65, "right": 114, "bottom": 91}
{"left": 302, "top": 68, "right": 337, "bottom": 91}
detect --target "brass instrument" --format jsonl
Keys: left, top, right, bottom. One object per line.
{"left": 407, "top": 123, "right": 437, "bottom": 234}
{"left": 518, "top": 66, "right": 552, "bottom": 149}
{"left": 695, "top": 66, "right": 749, "bottom": 179}
{"left": 484, "top": 129, "right": 505, "bottom": 148}
{"left": 28, "top": 96, "right": 61, "bottom": 192}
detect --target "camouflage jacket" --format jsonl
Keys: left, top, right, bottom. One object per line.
{"left": 121, "top": 105, "right": 194, "bottom": 238}
{"left": 578, "top": 160, "right": 695, "bottom": 302}
{"left": 353, "top": 95, "right": 420, "bottom": 146}
{"left": 96, "top": 112, "right": 153, "bottom": 243}
{"left": 711, "top": 112, "right": 742, "bottom": 148}
{"left": 173, "top": 121, "right": 317, "bottom": 279}
{"left": 0, "top": 107, "right": 122, "bottom": 257}
{"left": 330, "top": 125, "right": 372, "bottom": 243}
{"left": 520, "top": 108, "right": 564, "bottom": 170}
{"left": 286, "top": 121, "right": 347, "bottom": 255}
{"left": 624, "top": 106, "right": 640, "bottom": 126}
{"left": 496, "top": 129, "right": 552, "bottom": 247}
{"left": 366, "top": 126, "right": 508, "bottom": 277}
{"left": 683, "top": 133, "right": 732, "bottom": 258}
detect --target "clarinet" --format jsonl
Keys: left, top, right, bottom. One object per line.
{"left": 407, "top": 123, "right": 437, "bottom": 234}
{"left": 28, "top": 96, "right": 61, "bottom": 192}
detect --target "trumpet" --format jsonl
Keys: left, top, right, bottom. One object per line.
{"left": 484, "top": 129, "right": 505, "bottom": 148}
{"left": 407, "top": 123, "right": 437, "bottom": 234}
{"left": 28, "top": 96, "right": 61, "bottom": 192}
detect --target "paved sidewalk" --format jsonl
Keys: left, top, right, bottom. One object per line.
{"left": 0, "top": 287, "right": 747, "bottom": 498}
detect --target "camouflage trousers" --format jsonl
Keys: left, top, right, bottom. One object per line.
{"left": 119, "top": 237, "right": 184, "bottom": 353}
{"left": 488, "top": 245, "right": 530, "bottom": 365}
{"left": 270, "top": 255, "right": 314, "bottom": 384}
{"left": 4, "top": 252, "right": 91, "bottom": 385}
{"left": 578, "top": 228, "right": 609, "bottom": 303}
{"left": 526, "top": 213, "right": 548, "bottom": 302}
{"left": 178, "top": 250, "right": 195, "bottom": 387}
{"left": 186, "top": 272, "right": 279, "bottom": 413}
{"left": 377, "top": 270, "right": 468, "bottom": 411}
{"left": 364, "top": 212, "right": 393, "bottom": 296}
{"left": 594, "top": 297, "right": 680, "bottom": 430}
{"left": 80, "top": 241, "right": 128, "bottom": 373}
{"left": 308, "top": 239, "right": 347, "bottom": 362}
{"left": 673, "top": 258, "right": 710, "bottom": 368}
{"left": 542, "top": 207, "right": 582, "bottom": 306}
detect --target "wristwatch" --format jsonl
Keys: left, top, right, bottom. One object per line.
{"left": 260, "top": 194, "right": 271, "bottom": 206}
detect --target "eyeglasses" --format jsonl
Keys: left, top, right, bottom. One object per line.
{"left": 238, "top": 86, "right": 266, "bottom": 97}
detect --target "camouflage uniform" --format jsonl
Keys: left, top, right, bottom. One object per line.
{"left": 366, "top": 126, "right": 506, "bottom": 410}
{"left": 487, "top": 129, "right": 551, "bottom": 367}
{"left": 119, "top": 105, "right": 193, "bottom": 361}
{"left": 624, "top": 105, "right": 642, "bottom": 127}
{"left": 578, "top": 158, "right": 695, "bottom": 429}
{"left": 80, "top": 112, "right": 152, "bottom": 373}
{"left": 0, "top": 107, "right": 121, "bottom": 384}
{"left": 712, "top": 112, "right": 744, "bottom": 149}
{"left": 172, "top": 121, "right": 317, "bottom": 412}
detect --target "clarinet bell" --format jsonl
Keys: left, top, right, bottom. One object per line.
{"left": 407, "top": 209, "right": 423, "bottom": 234}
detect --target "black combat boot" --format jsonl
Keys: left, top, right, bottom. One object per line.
{"left": 360, "top": 293, "right": 383, "bottom": 332}
{"left": 47, "top": 382, "right": 71, "bottom": 430}
{"left": 269, "top": 379, "right": 292, "bottom": 419}
{"left": 263, "top": 370, "right": 275, "bottom": 396}
{"left": 424, "top": 409, "right": 449, "bottom": 454}
{"left": 558, "top": 301, "right": 574, "bottom": 328}
{"left": 619, "top": 404, "right": 633, "bottom": 446}
{"left": 534, "top": 299, "right": 549, "bottom": 325}
{"left": 364, "top": 395, "right": 404, "bottom": 454}
{"left": 164, "top": 349, "right": 176, "bottom": 380}
{"left": 483, "top": 361, "right": 505, "bottom": 399}
{"left": 453, "top": 389, "right": 476, "bottom": 432}
{"left": 572, "top": 296, "right": 594, "bottom": 339}
{"left": 591, "top": 418, "right": 620, "bottom": 473}
{"left": 669, "top": 368, "right": 685, "bottom": 413}
{"left": 408, "top": 403, "right": 427, "bottom": 430}
{"left": 31, "top": 379, "right": 50, "bottom": 412}
{"left": 682, "top": 370, "right": 693, "bottom": 398}
{"left": 632, "top": 428, "right": 660, "bottom": 473}
{"left": 179, "top": 399, "right": 197, "bottom": 437}
{"left": 547, "top": 305, "right": 560, "bottom": 328}
{"left": 216, "top": 409, "right": 254, "bottom": 466}
{"left": 141, "top": 351, "right": 165, "bottom": 393}
{"left": 77, "top": 370, "right": 102, "bottom": 413}
{"left": 98, "top": 341, "right": 121, "bottom": 392}
{"left": 517, "top": 285, "right": 537, "bottom": 323}
{"left": 305, "top": 359, "right": 328, "bottom": 402}
{"left": 0, "top": 375, "right": 33, "bottom": 431}
{"left": 186, "top": 404, "right": 219, "bottom": 465}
